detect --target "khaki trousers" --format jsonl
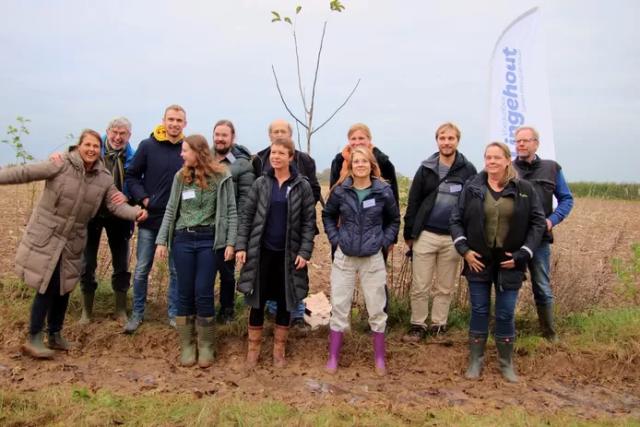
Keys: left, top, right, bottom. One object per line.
{"left": 410, "top": 230, "right": 461, "bottom": 327}
{"left": 330, "top": 248, "right": 388, "bottom": 333}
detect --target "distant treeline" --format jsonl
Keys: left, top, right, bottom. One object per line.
{"left": 569, "top": 182, "right": 640, "bottom": 200}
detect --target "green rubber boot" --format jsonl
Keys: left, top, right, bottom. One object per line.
{"left": 79, "top": 291, "right": 95, "bottom": 325}
{"left": 114, "top": 291, "right": 128, "bottom": 323}
{"left": 196, "top": 316, "right": 216, "bottom": 368}
{"left": 464, "top": 335, "right": 486, "bottom": 380}
{"left": 22, "top": 332, "right": 55, "bottom": 359}
{"left": 536, "top": 304, "right": 559, "bottom": 344}
{"left": 496, "top": 337, "right": 518, "bottom": 383}
{"left": 175, "top": 315, "right": 197, "bottom": 367}
{"left": 47, "top": 331, "right": 72, "bottom": 351}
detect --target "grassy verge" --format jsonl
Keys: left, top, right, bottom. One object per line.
{"left": 1, "top": 387, "right": 637, "bottom": 427}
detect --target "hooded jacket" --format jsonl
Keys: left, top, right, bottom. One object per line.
{"left": 216, "top": 144, "right": 255, "bottom": 213}
{"left": 125, "top": 126, "right": 184, "bottom": 230}
{"left": 403, "top": 151, "right": 477, "bottom": 241}
{"left": 323, "top": 177, "right": 399, "bottom": 257}
{"left": 0, "top": 151, "right": 140, "bottom": 294}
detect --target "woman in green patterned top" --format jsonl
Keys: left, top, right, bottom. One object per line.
{"left": 155, "top": 134, "right": 237, "bottom": 368}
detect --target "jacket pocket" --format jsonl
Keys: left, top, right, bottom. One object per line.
{"left": 27, "top": 216, "right": 57, "bottom": 248}
{"left": 497, "top": 269, "right": 525, "bottom": 290}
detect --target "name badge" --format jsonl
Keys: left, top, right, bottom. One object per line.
{"left": 362, "top": 199, "right": 376, "bottom": 209}
{"left": 450, "top": 184, "right": 462, "bottom": 193}
{"left": 182, "top": 189, "right": 196, "bottom": 200}
{"left": 226, "top": 152, "right": 237, "bottom": 163}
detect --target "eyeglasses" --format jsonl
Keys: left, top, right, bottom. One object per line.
{"left": 515, "top": 138, "right": 537, "bottom": 144}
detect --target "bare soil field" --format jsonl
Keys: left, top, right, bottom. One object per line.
{"left": 0, "top": 183, "right": 639, "bottom": 423}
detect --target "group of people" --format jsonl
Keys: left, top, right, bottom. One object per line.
{"left": 0, "top": 104, "right": 573, "bottom": 382}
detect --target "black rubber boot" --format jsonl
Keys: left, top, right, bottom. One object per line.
{"left": 464, "top": 335, "right": 486, "bottom": 380}
{"left": 47, "top": 331, "right": 72, "bottom": 351}
{"left": 496, "top": 337, "right": 518, "bottom": 383}
{"left": 536, "top": 304, "right": 559, "bottom": 343}
{"left": 79, "top": 291, "right": 95, "bottom": 325}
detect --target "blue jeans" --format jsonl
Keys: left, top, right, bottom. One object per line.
{"left": 215, "top": 248, "right": 236, "bottom": 311}
{"left": 528, "top": 241, "right": 553, "bottom": 307}
{"left": 468, "top": 280, "right": 519, "bottom": 339}
{"left": 172, "top": 230, "right": 216, "bottom": 317}
{"left": 266, "top": 300, "right": 305, "bottom": 319}
{"left": 131, "top": 227, "right": 178, "bottom": 320}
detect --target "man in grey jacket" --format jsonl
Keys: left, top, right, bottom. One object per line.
{"left": 211, "top": 119, "right": 255, "bottom": 323}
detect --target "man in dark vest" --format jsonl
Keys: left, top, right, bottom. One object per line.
{"left": 513, "top": 126, "right": 574, "bottom": 343}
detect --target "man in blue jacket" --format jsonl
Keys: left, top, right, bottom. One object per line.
{"left": 124, "top": 105, "right": 187, "bottom": 333}
{"left": 513, "top": 126, "right": 574, "bottom": 343}
{"left": 79, "top": 117, "right": 136, "bottom": 325}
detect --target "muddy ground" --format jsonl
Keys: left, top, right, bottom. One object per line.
{"left": 0, "top": 184, "right": 639, "bottom": 420}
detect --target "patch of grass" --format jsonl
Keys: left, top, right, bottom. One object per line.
{"left": 612, "top": 242, "right": 640, "bottom": 302}
{"left": 569, "top": 182, "right": 640, "bottom": 200}
{"left": 1, "top": 387, "right": 637, "bottom": 427}
{"left": 563, "top": 307, "right": 640, "bottom": 360}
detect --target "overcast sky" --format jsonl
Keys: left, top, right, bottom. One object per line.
{"left": 1, "top": 0, "right": 638, "bottom": 182}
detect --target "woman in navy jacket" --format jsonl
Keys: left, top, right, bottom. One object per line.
{"left": 450, "top": 142, "right": 546, "bottom": 383}
{"left": 322, "top": 147, "right": 400, "bottom": 376}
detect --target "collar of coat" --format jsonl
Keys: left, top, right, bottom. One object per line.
{"left": 340, "top": 176, "right": 389, "bottom": 193}
{"left": 467, "top": 171, "right": 520, "bottom": 199}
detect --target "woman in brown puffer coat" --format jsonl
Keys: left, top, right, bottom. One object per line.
{"left": 0, "top": 129, "right": 147, "bottom": 359}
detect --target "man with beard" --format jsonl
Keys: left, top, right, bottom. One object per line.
{"left": 402, "top": 122, "right": 477, "bottom": 342}
{"left": 211, "top": 119, "right": 255, "bottom": 323}
{"left": 124, "top": 105, "right": 187, "bottom": 333}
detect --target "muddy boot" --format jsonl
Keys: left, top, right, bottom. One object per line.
{"left": 465, "top": 335, "right": 486, "bottom": 379}
{"left": 175, "top": 316, "right": 197, "bottom": 367}
{"left": 326, "top": 329, "right": 344, "bottom": 374}
{"left": 196, "top": 316, "right": 215, "bottom": 368}
{"left": 114, "top": 291, "right": 128, "bottom": 323}
{"left": 246, "top": 325, "right": 263, "bottom": 368}
{"left": 22, "top": 332, "right": 55, "bottom": 359}
{"left": 47, "top": 331, "right": 72, "bottom": 351}
{"left": 496, "top": 337, "right": 518, "bottom": 383}
{"left": 273, "top": 325, "right": 289, "bottom": 368}
{"left": 372, "top": 331, "right": 387, "bottom": 376}
{"left": 79, "top": 291, "right": 95, "bottom": 325}
{"left": 536, "top": 304, "right": 559, "bottom": 344}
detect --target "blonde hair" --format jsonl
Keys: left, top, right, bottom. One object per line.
{"left": 332, "top": 147, "right": 382, "bottom": 192}
{"left": 435, "top": 122, "right": 461, "bottom": 141}
{"left": 484, "top": 142, "right": 517, "bottom": 187}
{"left": 347, "top": 123, "right": 372, "bottom": 141}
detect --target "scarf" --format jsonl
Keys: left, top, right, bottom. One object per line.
{"left": 104, "top": 142, "right": 126, "bottom": 191}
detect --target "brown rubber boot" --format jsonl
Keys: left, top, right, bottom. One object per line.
{"left": 246, "top": 325, "right": 263, "bottom": 369}
{"left": 273, "top": 325, "right": 289, "bottom": 368}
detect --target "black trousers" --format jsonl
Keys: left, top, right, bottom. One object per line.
{"left": 249, "top": 248, "right": 291, "bottom": 327}
{"left": 80, "top": 215, "right": 133, "bottom": 293}
{"left": 29, "top": 260, "right": 70, "bottom": 335}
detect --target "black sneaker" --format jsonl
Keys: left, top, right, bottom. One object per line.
{"left": 427, "top": 324, "right": 448, "bottom": 336}
{"left": 402, "top": 325, "right": 426, "bottom": 343}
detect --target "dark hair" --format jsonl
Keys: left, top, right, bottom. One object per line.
{"left": 181, "top": 134, "right": 226, "bottom": 189}
{"left": 214, "top": 119, "right": 236, "bottom": 137}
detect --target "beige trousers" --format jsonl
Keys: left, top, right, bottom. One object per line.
{"left": 410, "top": 230, "right": 461, "bottom": 327}
{"left": 330, "top": 248, "right": 388, "bottom": 333}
